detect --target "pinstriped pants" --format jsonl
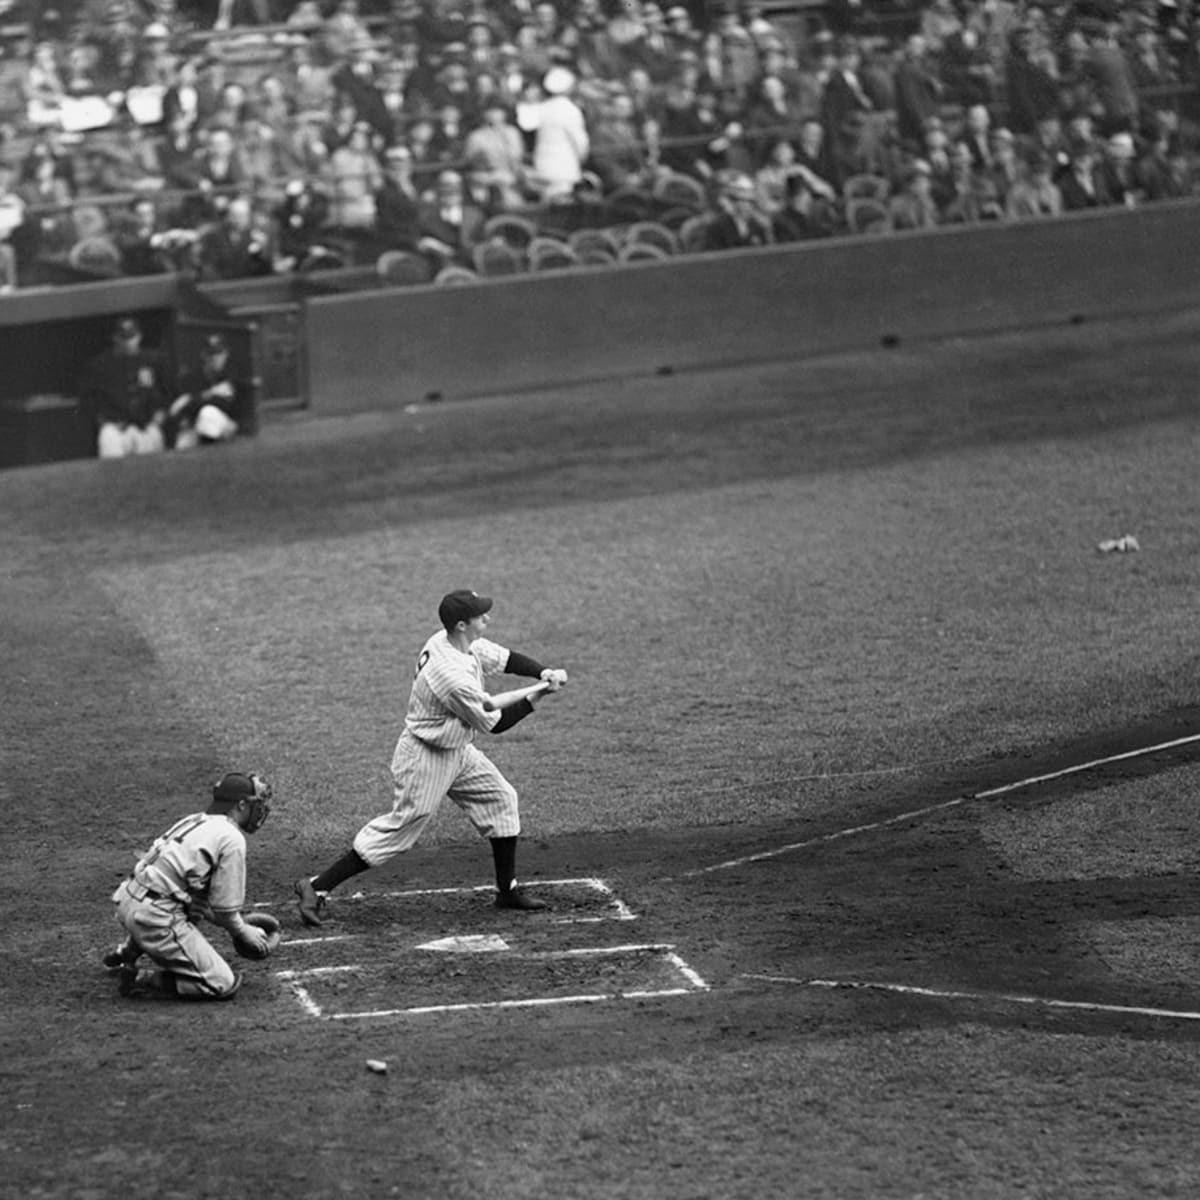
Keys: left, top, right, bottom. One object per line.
{"left": 353, "top": 731, "right": 520, "bottom": 867}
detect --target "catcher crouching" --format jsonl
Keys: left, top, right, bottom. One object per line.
{"left": 103, "top": 772, "right": 280, "bottom": 1000}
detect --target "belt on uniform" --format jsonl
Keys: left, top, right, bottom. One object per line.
{"left": 124, "top": 879, "right": 177, "bottom": 903}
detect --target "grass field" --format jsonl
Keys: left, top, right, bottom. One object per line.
{"left": 3, "top": 309, "right": 1200, "bottom": 1199}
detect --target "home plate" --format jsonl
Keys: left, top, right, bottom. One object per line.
{"left": 416, "top": 934, "right": 510, "bottom": 952}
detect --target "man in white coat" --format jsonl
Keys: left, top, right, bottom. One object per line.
{"left": 517, "top": 65, "right": 590, "bottom": 201}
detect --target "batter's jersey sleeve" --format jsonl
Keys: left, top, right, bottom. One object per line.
{"left": 403, "top": 631, "right": 509, "bottom": 748}
{"left": 130, "top": 811, "right": 249, "bottom": 915}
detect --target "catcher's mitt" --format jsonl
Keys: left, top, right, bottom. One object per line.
{"left": 234, "top": 911, "right": 282, "bottom": 960}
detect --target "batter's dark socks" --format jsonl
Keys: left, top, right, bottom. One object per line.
{"left": 491, "top": 835, "right": 517, "bottom": 893}
{"left": 313, "top": 849, "right": 370, "bottom": 893}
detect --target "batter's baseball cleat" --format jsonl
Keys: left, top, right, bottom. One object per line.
{"left": 294, "top": 877, "right": 327, "bottom": 927}
{"left": 495, "top": 886, "right": 548, "bottom": 911}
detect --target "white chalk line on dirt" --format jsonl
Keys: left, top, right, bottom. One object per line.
{"left": 745, "top": 973, "right": 1200, "bottom": 1023}
{"left": 281, "top": 945, "right": 709, "bottom": 1020}
{"left": 679, "top": 732, "right": 1200, "bottom": 878}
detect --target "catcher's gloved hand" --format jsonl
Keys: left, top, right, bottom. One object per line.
{"left": 233, "top": 912, "right": 282, "bottom": 960}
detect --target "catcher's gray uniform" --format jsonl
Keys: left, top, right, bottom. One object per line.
{"left": 105, "top": 773, "right": 273, "bottom": 999}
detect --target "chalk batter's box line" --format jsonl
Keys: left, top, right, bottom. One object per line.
{"left": 745, "top": 973, "right": 1200, "bottom": 1023}
{"left": 278, "top": 942, "right": 710, "bottom": 1020}
{"left": 282, "top": 876, "right": 638, "bottom": 923}
{"left": 681, "top": 732, "right": 1200, "bottom": 878}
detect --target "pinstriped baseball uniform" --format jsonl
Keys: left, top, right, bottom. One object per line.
{"left": 353, "top": 631, "right": 521, "bottom": 864}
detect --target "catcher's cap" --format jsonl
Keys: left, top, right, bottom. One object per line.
{"left": 213, "top": 771, "right": 271, "bottom": 803}
{"left": 114, "top": 316, "right": 142, "bottom": 340}
{"left": 202, "top": 333, "right": 228, "bottom": 355}
{"left": 439, "top": 589, "right": 493, "bottom": 628}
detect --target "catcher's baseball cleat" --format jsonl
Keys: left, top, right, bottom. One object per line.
{"left": 294, "top": 877, "right": 327, "bottom": 927}
{"left": 495, "top": 886, "right": 548, "bottom": 911}
{"left": 102, "top": 940, "right": 139, "bottom": 971}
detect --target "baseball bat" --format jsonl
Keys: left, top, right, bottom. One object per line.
{"left": 482, "top": 680, "right": 553, "bottom": 712}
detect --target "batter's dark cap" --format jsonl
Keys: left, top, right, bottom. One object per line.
{"left": 114, "top": 316, "right": 141, "bottom": 339}
{"left": 439, "top": 589, "right": 493, "bottom": 628}
{"left": 202, "top": 333, "right": 227, "bottom": 354}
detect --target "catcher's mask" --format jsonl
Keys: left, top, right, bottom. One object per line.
{"left": 212, "top": 771, "right": 273, "bottom": 832}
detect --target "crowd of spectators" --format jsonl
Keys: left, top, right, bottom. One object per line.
{"left": 0, "top": 0, "right": 1194, "bottom": 286}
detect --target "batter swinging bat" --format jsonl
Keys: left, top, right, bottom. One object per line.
{"left": 483, "top": 680, "right": 553, "bottom": 712}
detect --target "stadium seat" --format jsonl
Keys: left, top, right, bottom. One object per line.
{"left": 618, "top": 241, "right": 671, "bottom": 263}
{"left": 481, "top": 213, "right": 539, "bottom": 251}
{"left": 528, "top": 236, "right": 580, "bottom": 271}
{"left": 623, "top": 221, "right": 679, "bottom": 256}
{"left": 376, "top": 250, "right": 434, "bottom": 285}
{"left": 567, "top": 227, "right": 622, "bottom": 259}
{"left": 434, "top": 265, "right": 479, "bottom": 285}
{"left": 472, "top": 239, "right": 525, "bottom": 276}
{"left": 843, "top": 174, "right": 891, "bottom": 202}
{"left": 845, "top": 198, "right": 893, "bottom": 235}
{"left": 67, "top": 236, "right": 123, "bottom": 278}
{"left": 677, "top": 214, "right": 715, "bottom": 254}
{"left": 652, "top": 171, "right": 709, "bottom": 212}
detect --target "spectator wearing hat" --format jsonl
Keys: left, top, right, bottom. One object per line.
{"left": 333, "top": 29, "right": 392, "bottom": 138}
{"left": 129, "top": 20, "right": 175, "bottom": 88}
{"left": 961, "top": 102, "right": 995, "bottom": 170}
{"left": 771, "top": 169, "right": 835, "bottom": 241}
{"left": 939, "top": 23, "right": 997, "bottom": 108}
{"left": 657, "top": 79, "right": 718, "bottom": 177}
{"left": 80, "top": 316, "right": 171, "bottom": 459}
{"left": 1097, "top": 129, "right": 1141, "bottom": 205}
{"left": 1004, "top": 23, "right": 1062, "bottom": 138}
{"left": 664, "top": 4, "right": 701, "bottom": 59}
{"left": 272, "top": 177, "right": 335, "bottom": 270}
{"left": 1136, "top": 116, "right": 1193, "bottom": 201}
{"left": 414, "top": 168, "right": 485, "bottom": 268}
{"left": 26, "top": 39, "right": 67, "bottom": 125}
{"left": 112, "top": 196, "right": 176, "bottom": 275}
{"left": 428, "top": 101, "right": 468, "bottom": 167}
{"left": 1080, "top": 18, "right": 1139, "bottom": 134}
{"left": 518, "top": 65, "right": 590, "bottom": 200}
{"left": 919, "top": 0, "right": 962, "bottom": 56}
{"left": 939, "top": 138, "right": 1003, "bottom": 222}
{"left": 986, "top": 126, "right": 1021, "bottom": 206}
{"left": 1004, "top": 150, "right": 1063, "bottom": 218}
{"left": 588, "top": 87, "right": 652, "bottom": 191}
{"left": 819, "top": 34, "right": 875, "bottom": 186}
{"left": 893, "top": 33, "right": 944, "bottom": 150}
{"left": 16, "top": 143, "right": 73, "bottom": 266}
{"left": 702, "top": 170, "right": 774, "bottom": 250}
{"left": 176, "top": 125, "right": 247, "bottom": 226}
{"left": 1057, "top": 139, "right": 1109, "bottom": 209}
{"left": 168, "top": 334, "right": 252, "bottom": 450}
{"left": 322, "top": 0, "right": 373, "bottom": 63}
{"left": 744, "top": 72, "right": 806, "bottom": 160}
{"left": 372, "top": 143, "right": 422, "bottom": 251}
{"left": 193, "top": 191, "right": 274, "bottom": 280}
{"left": 1128, "top": 14, "right": 1179, "bottom": 93}
{"left": 463, "top": 98, "right": 528, "bottom": 211}
{"left": 325, "top": 119, "right": 383, "bottom": 238}
{"left": 793, "top": 115, "right": 835, "bottom": 193}
{"left": 888, "top": 157, "right": 940, "bottom": 229}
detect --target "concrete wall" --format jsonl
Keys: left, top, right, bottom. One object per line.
{"left": 302, "top": 200, "right": 1200, "bottom": 414}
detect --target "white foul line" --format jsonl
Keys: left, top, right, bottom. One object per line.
{"left": 681, "top": 732, "right": 1200, "bottom": 878}
{"left": 745, "top": 973, "right": 1200, "bottom": 1023}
